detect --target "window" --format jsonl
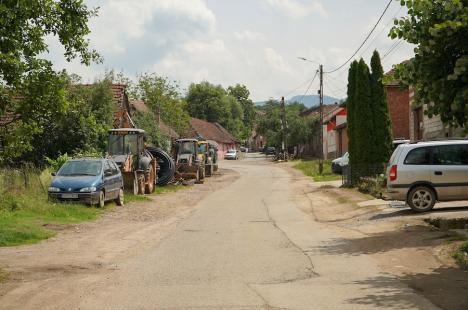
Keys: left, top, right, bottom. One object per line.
{"left": 104, "top": 161, "right": 113, "bottom": 175}
{"left": 433, "top": 144, "right": 468, "bottom": 165}
{"left": 404, "top": 147, "right": 431, "bottom": 165}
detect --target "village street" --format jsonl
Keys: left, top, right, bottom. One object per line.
{"left": 1, "top": 154, "right": 467, "bottom": 310}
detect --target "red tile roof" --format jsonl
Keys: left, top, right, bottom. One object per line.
{"left": 130, "top": 100, "right": 150, "bottom": 113}
{"left": 186, "top": 118, "right": 238, "bottom": 144}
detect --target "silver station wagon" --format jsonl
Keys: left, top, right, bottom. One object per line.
{"left": 386, "top": 140, "right": 468, "bottom": 212}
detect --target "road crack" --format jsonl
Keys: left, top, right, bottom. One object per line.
{"left": 261, "top": 198, "right": 319, "bottom": 278}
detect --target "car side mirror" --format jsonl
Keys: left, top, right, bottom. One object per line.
{"left": 51, "top": 172, "right": 56, "bottom": 176}
{"left": 105, "top": 170, "right": 113, "bottom": 177}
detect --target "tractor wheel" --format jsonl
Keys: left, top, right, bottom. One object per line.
{"left": 200, "top": 166, "right": 205, "bottom": 180}
{"left": 133, "top": 177, "right": 139, "bottom": 195}
{"left": 115, "top": 188, "right": 124, "bottom": 206}
{"left": 205, "top": 164, "right": 212, "bottom": 177}
{"left": 138, "top": 174, "right": 145, "bottom": 195}
{"left": 145, "top": 166, "right": 156, "bottom": 194}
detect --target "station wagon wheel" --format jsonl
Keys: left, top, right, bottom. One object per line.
{"left": 407, "top": 186, "right": 436, "bottom": 213}
{"left": 98, "top": 190, "right": 105, "bottom": 208}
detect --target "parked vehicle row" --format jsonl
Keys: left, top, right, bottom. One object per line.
{"left": 48, "top": 129, "right": 223, "bottom": 208}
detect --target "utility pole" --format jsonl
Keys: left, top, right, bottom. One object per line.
{"left": 280, "top": 96, "right": 287, "bottom": 161}
{"left": 318, "top": 65, "right": 324, "bottom": 174}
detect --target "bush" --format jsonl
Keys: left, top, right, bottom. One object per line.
{"left": 45, "top": 153, "right": 71, "bottom": 172}
{"left": 453, "top": 241, "right": 468, "bottom": 269}
{"left": 357, "top": 174, "right": 386, "bottom": 198}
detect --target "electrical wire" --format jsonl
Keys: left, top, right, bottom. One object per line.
{"left": 283, "top": 70, "right": 318, "bottom": 99}
{"left": 297, "top": 70, "right": 319, "bottom": 104}
{"left": 324, "top": 0, "right": 394, "bottom": 74}
{"left": 382, "top": 39, "right": 404, "bottom": 59}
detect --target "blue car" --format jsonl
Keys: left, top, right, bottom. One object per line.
{"left": 48, "top": 158, "right": 124, "bottom": 207}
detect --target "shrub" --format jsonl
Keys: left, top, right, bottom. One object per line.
{"left": 45, "top": 153, "right": 71, "bottom": 172}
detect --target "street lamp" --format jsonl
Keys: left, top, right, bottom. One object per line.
{"left": 298, "top": 57, "right": 324, "bottom": 174}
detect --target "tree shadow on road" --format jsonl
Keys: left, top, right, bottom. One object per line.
{"left": 346, "top": 267, "right": 468, "bottom": 310}
{"left": 313, "top": 225, "right": 446, "bottom": 255}
{"left": 370, "top": 205, "right": 468, "bottom": 221}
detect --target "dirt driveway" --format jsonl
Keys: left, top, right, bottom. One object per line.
{"left": 0, "top": 168, "right": 238, "bottom": 309}
{"left": 285, "top": 163, "right": 468, "bottom": 310}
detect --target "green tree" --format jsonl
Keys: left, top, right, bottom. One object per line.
{"left": 135, "top": 73, "right": 190, "bottom": 135}
{"left": 227, "top": 84, "right": 256, "bottom": 130}
{"left": 390, "top": 0, "right": 467, "bottom": 129}
{"left": 347, "top": 60, "right": 359, "bottom": 168}
{"left": 186, "top": 81, "right": 246, "bottom": 139}
{"left": 370, "top": 50, "right": 393, "bottom": 163}
{"left": 17, "top": 76, "right": 115, "bottom": 165}
{"left": 0, "top": 0, "right": 100, "bottom": 113}
{"left": 132, "top": 110, "right": 169, "bottom": 150}
{"left": 354, "top": 59, "right": 375, "bottom": 165}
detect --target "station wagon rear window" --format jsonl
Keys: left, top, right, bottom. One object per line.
{"left": 404, "top": 147, "right": 431, "bottom": 165}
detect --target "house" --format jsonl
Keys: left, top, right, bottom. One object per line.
{"left": 248, "top": 128, "right": 266, "bottom": 151}
{"left": 298, "top": 103, "right": 342, "bottom": 158}
{"left": 184, "top": 118, "right": 239, "bottom": 159}
{"left": 385, "top": 66, "right": 465, "bottom": 141}
{"left": 322, "top": 105, "right": 347, "bottom": 159}
{"left": 409, "top": 91, "right": 466, "bottom": 140}
{"left": 385, "top": 80, "right": 410, "bottom": 139}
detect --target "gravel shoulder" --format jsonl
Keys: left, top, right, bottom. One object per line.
{"left": 0, "top": 168, "right": 239, "bottom": 308}
{"left": 285, "top": 162, "right": 468, "bottom": 310}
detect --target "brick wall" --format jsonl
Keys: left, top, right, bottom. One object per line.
{"left": 386, "top": 85, "right": 410, "bottom": 139}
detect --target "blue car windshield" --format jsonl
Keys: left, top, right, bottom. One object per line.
{"left": 58, "top": 161, "right": 102, "bottom": 176}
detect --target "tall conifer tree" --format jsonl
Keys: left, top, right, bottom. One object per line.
{"left": 370, "top": 50, "right": 393, "bottom": 164}
{"left": 347, "top": 61, "right": 359, "bottom": 168}
{"left": 354, "top": 59, "right": 374, "bottom": 165}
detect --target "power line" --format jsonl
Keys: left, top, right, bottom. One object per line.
{"left": 283, "top": 71, "right": 318, "bottom": 99}
{"left": 382, "top": 39, "right": 404, "bottom": 59}
{"left": 358, "top": 4, "right": 403, "bottom": 59}
{"left": 297, "top": 70, "right": 319, "bottom": 104}
{"left": 325, "top": 0, "right": 394, "bottom": 74}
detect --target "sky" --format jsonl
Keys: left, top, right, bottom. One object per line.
{"left": 45, "top": 0, "right": 414, "bottom": 102}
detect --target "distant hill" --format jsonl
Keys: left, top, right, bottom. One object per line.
{"left": 255, "top": 95, "right": 342, "bottom": 108}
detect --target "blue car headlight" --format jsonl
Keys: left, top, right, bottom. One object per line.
{"left": 48, "top": 186, "right": 61, "bottom": 192}
{"left": 79, "top": 186, "right": 97, "bottom": 193}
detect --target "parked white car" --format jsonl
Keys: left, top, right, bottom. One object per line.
{"left": 332, "top": 152, "right": 349, "bottom": 174}
{"left": 386, "top": 140, "right": 468, "bottom": 212}
{"left": 224, "top": 149, "right": 239, "bottom": 160}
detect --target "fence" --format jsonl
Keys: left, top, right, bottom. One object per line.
{"left": 342, "top": 163, "right": 387, "bottom": 187}
{"left": 0, "top": 165, "right": 48, "bottom": 197}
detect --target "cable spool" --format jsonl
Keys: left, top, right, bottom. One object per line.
{"left": 146, "top": 147, "right": 175, "bottom": 186}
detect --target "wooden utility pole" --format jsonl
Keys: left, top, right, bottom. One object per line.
{"left": 280, "top": 96, "right": 287, "bottom": 161}
{"left": 319, "top": 65, "right": 324, "bottom": 174}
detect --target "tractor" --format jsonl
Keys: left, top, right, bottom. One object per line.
{"left": 107, "top": 128, "right": 157, "bottom": 195}
{"left": 208, "top": 141, "right": 219, "bottom": 172}
{"left": 174, "top": 138, "right": 205, "bottom": 183}
{"left": 197, "top": 140, "right": 215, "bottom": 177}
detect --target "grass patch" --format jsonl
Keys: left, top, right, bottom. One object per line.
{"left": 0, "top": 268, "right": 8, "bottom": 283}
{"left": 155, "top": 184, "right": 185, "bottom": 195}
{"left": 124, "top": 193, "right": 152, "bottom": 203}
{"left": 453, "top": 241, "right": 468, "bottom": 269}
{"left": 293, "top": 159, "right": 341, "bottom": 182}
{"left": 0, "top": 195, "right": 103, "bottom": 247}
{"left": 0, "top": 168, "right": 104, "bottom": 247}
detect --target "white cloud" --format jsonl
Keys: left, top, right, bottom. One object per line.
{"left": 234, "top": 30, "right": 265, "bottom": 41}
{"left": 264, "top": 47, "right": 293, "bottom": 74}
{"left": 265, "top": 0, "right": 327, "bottom": 18}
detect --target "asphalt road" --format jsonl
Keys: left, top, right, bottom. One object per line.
{"left": 1, "top": 153, "right": 440, "bottom": 309}
{"left": 78, "top": 153, "right": 437, "bottom": 309}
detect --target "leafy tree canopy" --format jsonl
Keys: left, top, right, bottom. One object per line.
{"left": 133, "top": 73, "right": 190, "bottom": 135}
{"left": 390, "top": 0, "right": 467, "bottom": 129}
